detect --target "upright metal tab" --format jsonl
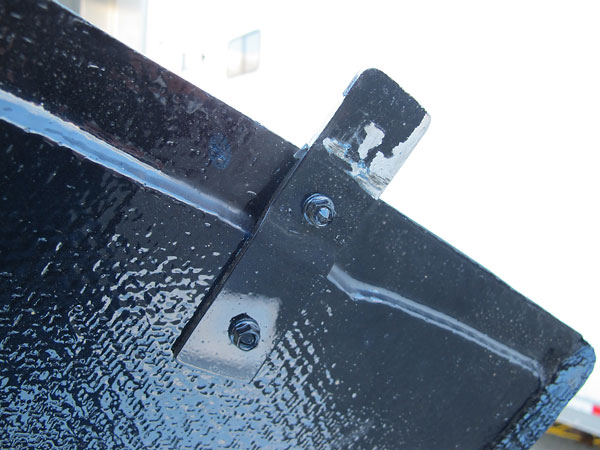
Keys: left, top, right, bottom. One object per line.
{"left": 321, "top": 69, "right": 430, "bottom": 198}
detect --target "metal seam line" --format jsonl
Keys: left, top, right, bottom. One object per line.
{"left": 327, "top": 264, "right": 544, "bottom": 382}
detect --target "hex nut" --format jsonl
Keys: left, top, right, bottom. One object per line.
{"left": 303, "top": 193, "right": 336, "bottom": 228}
{"left": 228, "top": 314, "right": 260, "bottom": 351}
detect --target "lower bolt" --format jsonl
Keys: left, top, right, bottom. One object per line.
{"left": 228, "top": 314, "right": 260, "bottom": 351}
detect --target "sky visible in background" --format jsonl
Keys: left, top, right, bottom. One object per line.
{"left": 82, "top": 0, "right": 600, "bottom": 400}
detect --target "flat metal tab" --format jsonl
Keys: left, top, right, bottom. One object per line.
{"left": 178, "top": 291, "right": 280, "bottom": 380}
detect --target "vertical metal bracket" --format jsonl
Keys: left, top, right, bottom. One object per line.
{"left": 173, "top": 70, "right": 594, "bottom": 449}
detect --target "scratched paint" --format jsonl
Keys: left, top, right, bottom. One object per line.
{"left": 368, "top": 114, "right": 430, "bottom": 191}
{"left": 209, "top": 134, "right": 232, "bottom": 169}
{"left": 0, "top": 89, "right": 252, "bottom": 233}
{"left": 322, "top": 115, "right": 430, "bottom": 198}
{"left": 356, "top": 122, "right": 384, "bottom": 159}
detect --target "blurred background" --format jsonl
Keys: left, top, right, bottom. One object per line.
{"left": 56, "top": 1, "right": 600, "bottom": 447}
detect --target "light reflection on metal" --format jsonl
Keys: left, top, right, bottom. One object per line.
{"left": 0, "top": 89, "right": 253, "bottom": 234}
{"left": 327, "top": 264, "right": 543, "bottom": 379}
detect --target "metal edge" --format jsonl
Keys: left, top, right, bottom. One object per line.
{"left": 494, "top": 344, "right": 596, "bottom": 449}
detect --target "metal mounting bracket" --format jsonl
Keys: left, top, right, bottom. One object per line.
{"left": 174, "top": 69, "right": 430, "bottom": 379}
{"left": 174, "top": 70, "right": 594, "bottom": 448}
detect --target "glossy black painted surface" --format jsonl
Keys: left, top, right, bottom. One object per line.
{"left": 0, "top": 1, "right": 594, "bottom": 449}
{"left": 0, "top": 122, "right": 247, "bottom": 449}
{"left": 177, "top": 69, "right": 593, "bottom": 449}
{"left": 0, "top": 0, "right": 297, "bottom": 229}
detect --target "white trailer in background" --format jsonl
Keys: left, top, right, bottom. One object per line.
{"left": 559, "top": 397, "right": 600, "bottom": 437}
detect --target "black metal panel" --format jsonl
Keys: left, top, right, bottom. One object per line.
{"left": 0, "top": 1, "right": 594, "bottom": 449}
{"left": 175, "top": 94, "right": 593, "bottom": 447}
{"left": 0, "top": 122, "right": 248, "bottom": 449}
{"left": 0, "top": 0, "right": 297, "bottom": 228}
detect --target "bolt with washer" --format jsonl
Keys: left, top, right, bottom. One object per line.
{"left": 228, "top": 314, "right": 260, "bottom": 351}
{"left": 303, "top": 193, "right": 336, "bottom": 228}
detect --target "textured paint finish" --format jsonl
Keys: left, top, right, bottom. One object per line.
{"left": 0, "top": 124, "right": 242, "bottom": 449}
{"left": 0, "top": 123, "right": 365, "bottom": 449}
{"left": 0, "top": 1, "right": 595, "bottom": 448}
{"left": 0, "top": 89, "right": 252, "bottom": 232}
{"left": 0, "top": 0, "right": 297, "bottom": 226}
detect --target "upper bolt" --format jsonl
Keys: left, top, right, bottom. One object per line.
{"left": 228, "top": 314, "right": 260, "bottom": 351}
{"left": 303, "top": 194, "right": 336, "bottom": 228}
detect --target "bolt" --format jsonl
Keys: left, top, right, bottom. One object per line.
{"left": 228, "top": 314, "right": 260, "bottom": 351}
{"left": 303, "top": 194, "right": 336, "bottom": 228}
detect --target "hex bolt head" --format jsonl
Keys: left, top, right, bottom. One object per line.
{"left": 228, "top": 314, "right": 260, "bottom": 351}
{"left": 303, "top": 194, "right": 336, "bottom": 228}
